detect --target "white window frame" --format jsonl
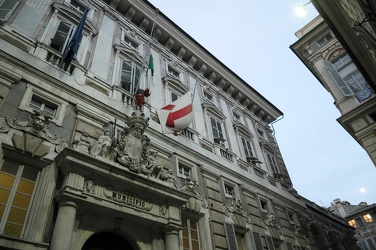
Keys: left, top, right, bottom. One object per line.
{"left": 240, "top": 136, "right": 254, "bottom": 159}
{"left": 119, "top": 59, "right": 142, "bottom": 95}
{"left": 19, "top": 85, "right": 68, "bottom": 126}
{"left": 0, "top": 162, "right": 39, "bottom": 237}
{"left": 50, "top": 19, "right": 76, "bottom": 54}
{"left": 120, "top": 28, "right": 141, "bottom": 53}
{"left": 178, "top": 162, "right": 191, "bottom": 179}
{"left": 64, "top": 0, "right": 94, "bottom": 20}
{"left": 167, "top": 64, "right": 180, "bottom": 80}
{"left": 210, "top": 116, "right": 226, "bottom": 147}
{"left": 0, "top": 0, "right": 20, "bottom": 21}
{"left": 266, "top": 152, "right": 279, "bottom": 174}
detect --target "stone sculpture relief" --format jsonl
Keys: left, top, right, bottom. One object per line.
{"left": 0, "top": 109, "right": 66, "bottom": 153}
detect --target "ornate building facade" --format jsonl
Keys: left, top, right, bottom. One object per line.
{"left": 298, "top": 0, "right": 376, "bottom": 167}
{"left": 328, "top": 199, "right": 376, "bottom": 250}
{"left": 0, "top": 0, "right": 357, "bottom": 249}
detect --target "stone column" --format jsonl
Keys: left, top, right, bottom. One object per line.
{"left": 164, "top": 225, "right": 180, "bottom": 250}
{"left": 50, "top": 200, "right": 78, "bottom": 250}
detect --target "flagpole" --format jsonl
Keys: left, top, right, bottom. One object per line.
{"left": 191, "top": 70, "right": 200, "bottom": 102}
{"left": 132, "top": 9, "right": 159, "bottom": 109}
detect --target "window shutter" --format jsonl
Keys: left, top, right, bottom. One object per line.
{"left": 252, "top": 232, "right": 263, "bottom": 250}
{"left": 266, "top": 236, "right": 275, "bottom": 250}
{"left": 286, "top": 242, "right": 293, "bottom": 250}
{"left": 0, "top": 0, "right": 20, "bottom": 20}
{"left": 324, "top": 61, "right": 353, "bottom": 96}
{"left": 224, "top": 222, "right": 237, "bottom": 250}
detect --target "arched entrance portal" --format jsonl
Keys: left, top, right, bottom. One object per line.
{"left": 82, "top": 232, "right": 134, "bottom": 250}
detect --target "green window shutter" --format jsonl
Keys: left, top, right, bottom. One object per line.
{"left": 0, "top": 0, "right": 20, "bottom": 20}
{"left": 266, "top": 236, "right": 275, "bottom": 250}
{"left": 224, "top": 222, "right": 237, "bottom": 250}
{"left": 324, "top": 61, "right": 353, "bottom": 96}
{"left": 252, "top": 232, "right": 263, "bottom": 250}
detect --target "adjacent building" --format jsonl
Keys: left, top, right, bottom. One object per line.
{"left": 329, "top": 199, "right": 376, "bottom": 250}
{"left": 0, "top": 0, "right": 358, "bottom": 249}
{"left": 292, "top": 0, "right": 376, "bottom": 167}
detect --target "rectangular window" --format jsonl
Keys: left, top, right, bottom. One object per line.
{"left": 167, "top": 66, "right": 180, "bottom": 79}
{"left": 332, "top": 54, "right": 351, "bottom": 70}
{"left": 236, "top": 233, "right": 245, "bottom": 250}
{"left": 50, "top": 20, "right": 75, "bottom": 53}
{"left": 363, "top": 214, "right": 373, "bottom": 223}
{"left": 344, "top": 71, "right": 367, "bottom": 94}
{"left": 203, "top": 92, "right": 213, "bottom": 102}
{"left": 120, "top": 60, "right": 141, "bottom": 94}
{"left": 69, "top": 0, "right": 86, "bottom": 13}
{"left": 348, "top": 219, "right": 357, "bottom": 228}
{"left": 182, "top": 216, "right": 199, "bottom": 250}
{"left": 224, "top": 184, "right": 234, "bottom": 198}
{"left": 178, "top": 163, "right": 190, "bottom": 178}
{"left": 266, "top": 153, "right": 279, "bottom": 173}
{"left": 241, "top": 137, "right": 253, "bottom": 158}
{"left": 210, "top": 117, "right": 225, "bottom": 146}
{"left": 0, "top": 0, "right": 20, "bottom": 20}
{"left": 29, "top": 96, "right": 57, "bottom": 118}
{"left": 171, "top": 91, "right": 180, "bottom": 103}
{"left": 0, "top": 161, "right": 38, "bottom": 237}
{"left": 122, "top": 36, "right": 139, "bottom": 50}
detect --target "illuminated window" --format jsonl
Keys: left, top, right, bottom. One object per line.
{"left": 348, "top": 219, "right": 357, "bottom": 228}
{"left": 0, "top": 161, "right": 38, "bottom": 237}
{"left": 182, "top": 216, "right": 199, "bottom": 250}
{"left": 363, "top": 214, "right": 373, "bottom": 223}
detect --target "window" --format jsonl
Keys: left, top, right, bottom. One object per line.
{"left": 363, "top": 214, "right": 373, "bottom": 223}
{"left": 233, "top": 112, "right": 240, "bottom": 123}
{"left": 241, "top": 136, "right": 254, "bottom": 159}
{"left": 257, "top": 128, "right": 266, "bottom": 141}
{"left": 344, "top": 71, "right": 367, "bottom": 94}
{"left": 167, "top": 65, "right": 180, "bottom": 79}
{"left": 0, "top": 161, "right": 38, "bottom": 237}
{"left": 236, "top": 233, "right": 245, "bottom": 250}
{"left": 224, "top": 184, "right": 235, "bottom": 198}
{"left": 332, "top": 54, "right": 351, "bottom": 70}
{"left": 119, "top": 60, "right": 141, "bottom": 94}
{"left": 19, "top": 86, "right": 68, "bottom": 126}
{"left": 203, "top": 92, "right": 213, "bottom": 103}
{"left": 310, "top": 33, "right": 333, "bottom": 51}
{"left": 210, "top": 117, "right": 225, "bottom": 146}
{"left": 50, "top": 20, "right": 76, "bottom": 53}
{"left": 266, "top": 153, "right": 279, "bottom": 174}
{"left": 170, "top": 91, "right": 180, "bottom": 103}
{"left": 178, "top": 163, "right": 191, "bottom": 178}
{"left": 0, "top": 0, "right": 20, "bottom": 20}
{"left": 29, "top": 96, "right": 57, "bottom": 118}
{"left": 69, "top": 0, "right": 86, "bottom": 13}
{"left": 121, "top": 31, "right": 139, "bottom": 51}
{"left": 182, "top": 216, "right": 200, "bottom": 250}
{"left": 348, "top": 219, "right": 357, "bottom": 228}
{"left": 260, "top": 200, "right": 268, "bottom": 212}
{"left": 325, "top": 57, "right": 373, "bottom": 101}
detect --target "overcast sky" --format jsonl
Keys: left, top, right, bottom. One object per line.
{"left": 147, "top": 1, "right": 376, "bottom": 207}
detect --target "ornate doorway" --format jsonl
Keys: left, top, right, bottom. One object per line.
{"left": 82, "top": 232, "right": 134, "bottom": 250}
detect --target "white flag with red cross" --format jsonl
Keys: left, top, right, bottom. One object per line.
{"left": 159, "top": 90, "right": 193, "bottom": 135}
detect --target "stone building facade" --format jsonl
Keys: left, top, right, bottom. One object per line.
{"left": 328, "top": 199, "right": 376, "bottom": 250}
{"left": 0, "top": 0, "right": 358, "bottom": 249}
{"left": 297, "top": 0, "right": 376, "bottom": 167}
